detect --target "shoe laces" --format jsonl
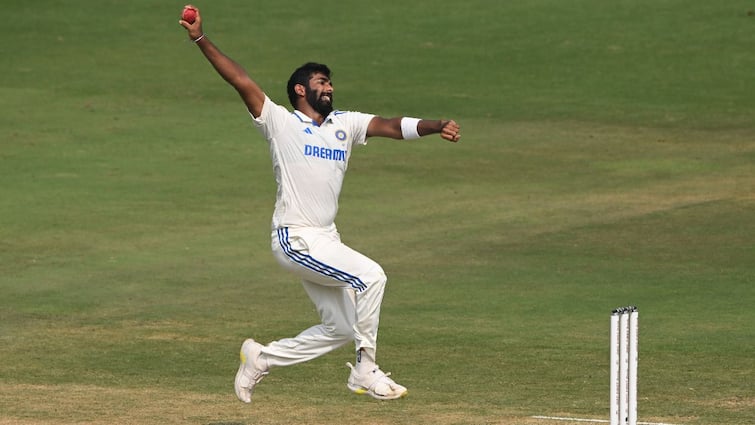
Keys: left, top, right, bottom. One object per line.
{"left": 244, "top": 367, "right": 268, "bottom": 384}
{"left": 346, "top": 362, "right": 393, "bottom": 385}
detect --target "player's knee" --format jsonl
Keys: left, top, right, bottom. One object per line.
{"left": 363, "top": 265, "right": 387, "bottom": 287}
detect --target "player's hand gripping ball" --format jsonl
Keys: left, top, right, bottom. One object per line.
{"left": 182, "top": 6, "right": 197, "bottom": 24}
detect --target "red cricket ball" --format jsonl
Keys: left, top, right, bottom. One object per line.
{"left": 182, "top": 7, "right": 197, "bottom": 24}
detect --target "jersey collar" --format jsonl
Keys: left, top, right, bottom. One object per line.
{"left": 293, "top": 110, "right": 337, "bottom": 127}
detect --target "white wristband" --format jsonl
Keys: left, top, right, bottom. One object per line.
{"left": 400, "top": 117, "right": 421, "bottom": 140}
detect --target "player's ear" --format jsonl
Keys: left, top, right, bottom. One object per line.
{"left": 294, "top": 84, "right": 306, "bottom": 97}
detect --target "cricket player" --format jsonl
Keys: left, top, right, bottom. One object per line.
{"left": 179, "top": 5, "right": 461, "bottom": 402}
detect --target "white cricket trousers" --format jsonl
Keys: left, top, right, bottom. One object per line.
{"left": 261, "top": 225, "right": 387, "bottom": 368}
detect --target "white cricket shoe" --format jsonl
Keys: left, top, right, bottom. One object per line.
{"left": 234, "top": 339, "right": 268, "bottom": 403}
{"left": 346, "top": 362, "right": 408, "bottom": 400}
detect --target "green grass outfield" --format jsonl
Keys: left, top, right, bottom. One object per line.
{"left": 1, "top": 1, "right": 753, "bottom": 424}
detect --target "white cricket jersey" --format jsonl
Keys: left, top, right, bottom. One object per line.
{"left": 251, "top": 95, "right": 375, "bottom": 230}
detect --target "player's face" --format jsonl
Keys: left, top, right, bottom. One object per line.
{"left": 305, "top": 73, "right": 334, "bottom": 116}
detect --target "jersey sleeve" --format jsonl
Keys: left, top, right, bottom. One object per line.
{"left": 250, "top": 95, "right": 290, "bottom": 140}
{"left": 343, "top": 111, "right": 375, "bottom": 147}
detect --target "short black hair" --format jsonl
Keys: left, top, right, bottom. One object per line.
{"left": 287, "top": 62, "right": 331, "bottom": 108}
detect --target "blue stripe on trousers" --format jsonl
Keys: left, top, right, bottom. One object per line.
{"left": 276, "top": 227, "right": 367, "bottom": 292}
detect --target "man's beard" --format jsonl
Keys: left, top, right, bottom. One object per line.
{"left": 306, "top": 88, "right": 333, "bottom": 117}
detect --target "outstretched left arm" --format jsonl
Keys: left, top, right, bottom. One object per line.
{"left": 367, "top": 117, "right": 461, "bottom": 142}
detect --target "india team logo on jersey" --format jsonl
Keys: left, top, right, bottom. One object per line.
{"left": 302, "top": 124, "right": 348, "bottom": 161}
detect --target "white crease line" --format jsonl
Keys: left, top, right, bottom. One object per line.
{"left": 531, "top": 415, "right": 680, "bottom": 425}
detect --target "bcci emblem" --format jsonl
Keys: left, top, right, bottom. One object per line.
{"left": 335, "top": 130, "right": 347, "bottom": 141}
